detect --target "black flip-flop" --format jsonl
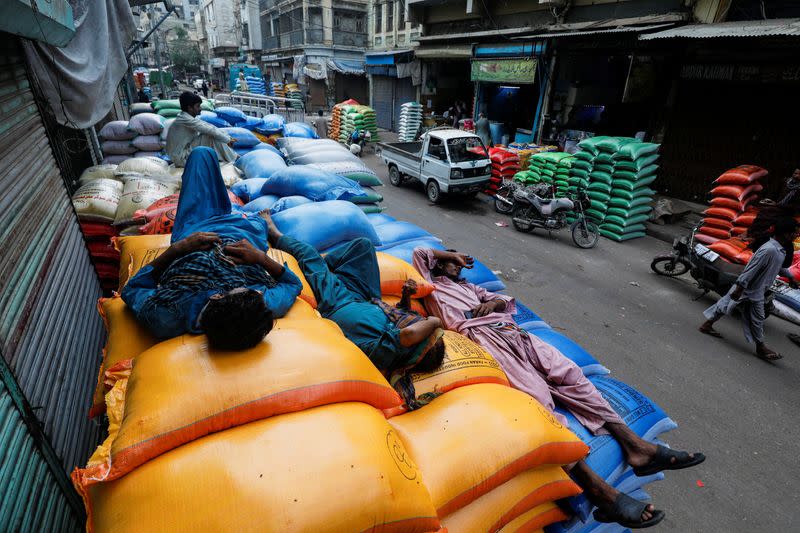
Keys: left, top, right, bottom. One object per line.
{"left": 756, "top": 349, "right": 783, "bottom": 361}
{"left": 633, "top": 444, "right": 706, "bottom": 477}
{"left": 593, "top": 493, "right": 665, "bottom": 529}
{"left": 698, "top": 326, "right": 723, "bottom": 338}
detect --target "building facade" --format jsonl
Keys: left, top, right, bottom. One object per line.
{"left": 259, "top": 0, "right": 369, "bottom": 111}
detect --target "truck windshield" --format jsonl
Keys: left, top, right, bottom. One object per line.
{"left": 447, "top": 137, "right": 487, "bottom": 162}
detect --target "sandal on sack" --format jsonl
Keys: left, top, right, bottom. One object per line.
{"left": 633, "top": 444, "right": 706, "bottom": 476}
{"left": 593, "top": 493, "right": 665, "bottom": 529}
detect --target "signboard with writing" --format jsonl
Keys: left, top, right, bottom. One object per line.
{"left": 209, "top": 57, "right": 225, "bottom": 68}
{"left": 471, "top": 58, "right": 537, "bottom": 84}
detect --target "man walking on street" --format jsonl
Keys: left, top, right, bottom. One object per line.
{"left": 699, "top": 217, "right": 799, "bottom": 360}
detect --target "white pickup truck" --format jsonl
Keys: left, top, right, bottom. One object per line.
{"left": 377, "top": 128, "right": 492, "bottom": 203}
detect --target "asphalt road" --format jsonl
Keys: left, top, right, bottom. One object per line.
{"left": 360, "top": 146, "right": 800, "bottom": 532}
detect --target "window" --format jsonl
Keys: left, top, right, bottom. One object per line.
{"left": 355, "top": 17, "right": 364, "bottom": 33}
{"left": 334, "top": 15, "right": 342, "bottom": 29}
{"left": 374, "top": 3, "right": 382, "bottom": 34}
{"left": 426, "top": 137, "right": 446, "bottom": 161}
{"left": 272, "top": 17, "right": 279, "bottom": 36}
{"left": 374, "top": 36, "right": 382, "bottom": 46}
{"left": 448, "top": 137, "right": 486, "bottom": 163}
{"left": 398, "top": 1, "right": 405, "bottom": 28}
{"left": 387, "top": 1, "right": 394, "bottom": 33}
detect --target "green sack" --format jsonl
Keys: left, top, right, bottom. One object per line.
{"left": 594, "top": 153, "right": 615, "bottom": 165}
{"left": 350, "top": 192, "right": 383, "bottom": 204}
{"left": 600, "top": 229, "right": 646, "bottom": 241}
{"left": 544, "top": 163, "right": 558, "bottom": 172}
{"left": 604, "top": 214, "right": 650, "bottom": 228}
{"left": 555, "top": 179, "right": 569, "bottom": 187}
{"left": 588, "top": 191, "right": 611, "bottom": 203}
{"left": 541, "top": 169, "right": 555, "bottom": 177}
{"left": 345, "top": 172, "right": 383, "bottom": 187}
{"left": 615, "top": 153, "right": 659, "bottom": 172}
{"left": 595, "top": 136, "right": 635, "bottom": 153}
{"left": 569, "top": 177, "right": 589, "bottom": 188}
{"left": 594, "top": 164, "right": 614, "bottom": 175}
{"left": 589, "top": 171, "right": 613, "bottom": 184}
{"left": 578, "top": 136, "right": 615, "bottom": 155}
{"left": 574, "top": 151, "right": 594, "bottom": 162}
{"left": 586, "top": 208, "right": 606, "bottom": 222}
{"left": 360, "top": 204, "right": 385, "bottom": 214}
{"left": 608, "top": 196, "right": 652, "bottom": 209}
{"left": 572, "top": 160, "right": 592, "bottom": 172}
{"left": 588, "top": 181, "right": 612, "bottom": 194}
{"left": 589, "top": 199, "right": 608, "bottom": 212}
{"left": 200, "top": 100, "right": 215, "bottom": 111}
{"left": 157, "top": 108, "right": 180, "bottom": 118}
{"left": 611, "top": 188, "right": 653, "bottom": 202}
{"left": 602, "top": 222, "right": 646, "bottom": 234}
{"left": 152, "top": 99, "right": 180, "bottom": 110}
{"left": 613, "top": 142, "right": 660, "bottom": 161}
{"left": 611, "top": 176, "right": 657, "bottom": 191}
{"left": 570, "top": 168, "right": 589, "bottom": 180}
{"left": 606, "top": 205, "right": 652, "bottom": 218}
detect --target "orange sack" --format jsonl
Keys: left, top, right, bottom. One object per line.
{"left": 702, "top": 216, "right": 733, "bottom": 231}
{"left": 698, "top": 226, "right": 731, "bottom": 240}
{"left": 76, "top": 403, "right": 440, "bottom": 533}
{"left": 714, "top": 165, "right": 767, "bottom": 185}
{"left": 388, "top": 384, "right": 588, "bottom": 517}
{"left": 498, "top": 502, "right": 570, "bottom": 532}
{"left": 377, "top": 252, "right": 435, "bottom": 298}
{"left": 73, "top": 317, "right": 403, "bottom": 488}
{"left": 703, "top": 207, "right": 737, "bottom": 221}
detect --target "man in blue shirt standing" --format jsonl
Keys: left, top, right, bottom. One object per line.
{"left": 122, "top": 147, "right": 302, "bottom": 350}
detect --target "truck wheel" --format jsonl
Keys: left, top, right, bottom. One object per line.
{"left": 427, "top": 181, "right": 443, "bottom": 204}
{"left": 389, "top": 165, "right": 402, "bottom": 186}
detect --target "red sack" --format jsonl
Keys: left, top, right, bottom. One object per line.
{"left": 80, "top": 222, "right": 118, "bottom": 241}
{"left": 733, "top": 212, "right": 757, "bottom": 226}
{"left": 703, "top": 216, "right": 733, "bottom": 230}
{"left": 140, "top": 206, "right": 177, "bottom": 235}
{"left": 698, "top": 225, "right": 731, "bottom": 240}
{"left": 87, "top": 241, "right": 121, "bottom": 262}
{"left": 703, "top": 207, "right": 737, "bottom": 220}
{"left": 709, "top": 197, "right": 744, "bottom": 211}
{"left": 710, "top": 183, "right": 763, "bottom": 202}
{"left": 730, "top": 226, "right": 748, "bottom": 236}
{"left": 734, "top": 248, "right": 754, "bottom": 264}
{"left": 714, "top": 165, "right": 768, "bottom": 185}
{"left": 694, "top": 233, "right": 720, "bottom": 245}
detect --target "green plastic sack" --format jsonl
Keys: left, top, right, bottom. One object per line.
{"left": 594, "top": 153, "right": 614, "bottom": 165}
{"left": 613, "top": 166, "right": 658, "bottom": 182}
{"left": 607, "top": 205, "right": 652, "bottom": 218}
{"left": 578, "top": 136, "right": 614, "bottom": 155}
{"left": 157, "top": 108, "right": 180, "bottom": 118}
{"left": 611, "top": 175, "right": 657, "bottom": 192}
{"left": 572, "top": 160, "right": 592, "bottom": 172}
{"left": 588, "top": 181, "right": 612, "bottom": 194}
{"left": 589, "top": 199, "right": 608, "bottom": 212}
{"left": 604, "top": 214, "right": 650, "bottom": 228}
{"left": 570, "top": 168, "right": 589, "bottom": 180}
{"left": 594, "top": 163, "right": 614, "bottom": 175}
{"left": 608, "top": 196, "right": 652, "bottom": 209}
{"left": 574, "top": 151, "right": 594, "bottom": 162}
{"left": 152, "top": 99, "right": 180, "bottom": 111}
{"left": 586, "top": 208, "right": 606, "bottom": 222}
{"left": 200, "top": 100, "right": 214, "bottom": 111}
{"left": 613, "top": 142, "right": 660, "bottom": 161}
{"left": 556, "top": 169, "right": 571, "bottom": 177}
{"left": 350, "top": 192, "right": 383, "bottom": 204}
{"left": 588, "top": 191, "right": 611, "bottom": 203}
{"left": 600, "top": 229, "right": 646, "bottom": 241}
{"left": 601, "top": 222, "right": 646, "bottom": 235}
{"left": 595, "top": 137, "right": 635, "bottom": 153}
{"left": 589, "top": 171, "right": 612, "bottom": 184}
{"left": 615, "top": 154, "right": 659, "bottom": 172}
{"left": 569, "top": 177, "right": 589, "bottom": 188}
{"left": 541, "top": 169, "right": 555, "bottom": 178}
{"left": 360, "top": 204, "right": 385, "bottom": 214}
{"left": 611, "top": 188, "right": 655, "bottom": 202}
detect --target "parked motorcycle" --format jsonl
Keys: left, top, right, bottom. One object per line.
{"left": 493, "top": 178, "right": 518, "bottom": 214}
{"left": 505, "top": 183, "right": 600, "bottom": 248}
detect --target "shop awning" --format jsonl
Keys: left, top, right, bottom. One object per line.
{"left": 365, "top": 49, "right": 414, "bottom": 65}
{"left": 639, "top": 18, "right": 800, "bottom": 40}
{"left": 413, "top": 44, "right": 473, "bottom": 59}
{"left": 513, "top": 23, "right": 674, "bottom": 40}
{"left": 327, "top": 59, "right": 365, "bottom": 75}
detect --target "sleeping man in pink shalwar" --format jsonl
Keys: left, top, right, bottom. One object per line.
{"left": 412, "top": 247, "right": 706, "bottom": 530}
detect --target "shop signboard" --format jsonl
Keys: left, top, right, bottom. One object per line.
{"left": 209, "top": 57, "right": 225, "bottom": 68}
{"left": 470, "top": 58, "right": 537, "bottom": 84}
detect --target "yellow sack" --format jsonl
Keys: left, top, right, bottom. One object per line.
{"left": 388, "top": 384, "right": 588, "bottom": 516}
{"left": 114, "top": 234, "right": 170, "bottom": 289}
{"left": 499, "top": 502, "right": 569, "bottom": 532}
{"left": 89, "top": 297, "right": 159, "bottom": 418}
{"left": 441, "top": 467, "right": 580, "bottom": 532}
{"left": 377, "top": 252, "right": 434, "bottom": 298}
{"left": 283, "top": 297, "right": 320, "bottom": 320}
{"left": 411, "top": 330, "right": 509, "bottom": 399}
{"left": 73, "top": 317, "right": 403, "bottom": 487}
{"left": 76, "top": 403, "right": 440, "bottom": 533}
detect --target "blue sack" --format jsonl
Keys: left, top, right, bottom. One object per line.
{"left": 214, "top": 106, "right": 246, "bottom": 126}
{"left": 374, "top": 221, "right": 438, "bottom": 248}
{"left": 529, "top": 329, "right": 609, "bottom": 377}
{"left": 241, "top": 194, "right": 280, "bottom": 213}
{"left": 460, "top": 258, "right": 506, "bottom": 292}
{"left": 589, "top": 376, "right": 677, "bottom": 442}
{"left": 221, "top": 127, "right": 260, "bottom": 148}
{"left": 231, "top": 178, "right": 269, "bottom": 202}
{"left": 199, "top": 111, "right": 230, "bottom": 128}
{"left": 271, "top": 200, "right": 382, "bottom": 251}
{"left": 367, "top": 213, "right": 397, "bottom": 227}
{"left": 512, "top": 301, "right": 550, "bottom": 331}
{"left": 234, "top": 146, "right": 253, "bottom": 156}
{"left": 255, "top": 114, "right": 286, "bottom": 135}
{"left": 260, "top": 166, "right": 365, "bottom": 202}
{"left": 283, "top": 121, "right": 319, "bottom": 139}
{"left": 379, "top": 238, "right": 446, "bottom": 264}
{"left": 250, "top": 143, "right": 284, "bottom": 158}
{"left": 239, "top": 116, "right": 264, "bottom": 131}
{"left": 270, "top": 195, "right": 312, "bottom": 214}
{"left": 235, "top": 150, "right": 287, "bottom": 180}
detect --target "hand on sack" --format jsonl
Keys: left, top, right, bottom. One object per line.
{"left": 401, "top": 279, "right": 418, "bottom": 296}
{"left": 223, "top": 239, "right": 266, "bottom": 265}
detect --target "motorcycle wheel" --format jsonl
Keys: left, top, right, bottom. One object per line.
{"left": 650, "top": 256, "right": 690, "bottom": 277}
{"left": 494, "top": 187, "right": 514, "bottom": 214}
{"left": 571, "top": 219, "right": 599, "bottom": 249}
{"left": 512, "top": 205, "right": 534, "bottom": 233}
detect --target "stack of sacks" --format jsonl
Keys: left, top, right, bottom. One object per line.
{"left": 697, "top": 165, "right": 767, "bottom": 245}
{"left": 527, "top": 152, "right": 573, "bottom": 195}
{"left": 268, "top": 81, "right": 286, "bottom": 98}
{"left": 398, "top": 102, "right": 423, "bottom": 141}
{"left": 554, "top": 155, "right": 576, "bottom": 198}
{"left": 569, "top": 147, "right": 596, "bottom": 220}
{"left": 328, "top": 103, "right": 344, "bottom": 140}
{"left": 705, "top": 237, "right": 753, "bottom": 265}
{"left": 731, "top": 207, "right": 758, "bottom": 238}
{"left": 214, "top": 106, "right": 247, "bottom": 127}
{"left": 282, "top": 121, "right": 319, "bottom": 139}
{"left": 151, "top": 99, "right": 181, "bottom": 118}
{"left": 574, "top": 137, "right": 623, "bottom": 226}
{"left": 198, "top": 111, "right": 230, "bottom": 128}
{"left": 600, "top": 141, "right": 661, "bottom": 242}
{"left": 285, "top": 83, "right": 303, "bottom": 109}
{"left": 254, "top": 114, "right": 286, "bottom": 144}
{"left": 129, "top": 102, "right": 151, "bottom": 116}
{"left": 339, "top": 105, "right": 379, "bottom": 143}
{"left": 98, "top": 120, "right": 137, "bottom": 165}
{"left": 486, "top": 147, "right": 520, "bottom": 195}
{"left": 232, "top": 150, "right": 289, "bottom": 203}
{"left": 71, "top": 164, "right": 123, "bottom": 291}
{"left": 117, "top": 113, "right": 167, "bottom": 162}
{"left": 241, "top": 75, "right": 266, "bottom": 95}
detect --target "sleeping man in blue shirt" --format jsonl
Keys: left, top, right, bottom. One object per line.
{"left": 122, "top": 147, "right": 302, "bottom": 350}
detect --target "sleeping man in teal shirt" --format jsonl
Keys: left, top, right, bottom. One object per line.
{"left": 122, "top": 147, "right": 302, "bottom": 350}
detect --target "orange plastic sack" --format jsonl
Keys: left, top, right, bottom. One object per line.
{"left": 714, "top": 165, "right": 767, "bottom": 185}
{"left": 377, "top": 252, "right": 435, "bottom": 298}
{"left": 382, "top": 295, "right": 428, "bottom": 316}
{"left": 702, "top": 216, "right": 733, "bottom": 231}
{"left": 709, "top": 196, "right": 744, "bottom": 211}
{"left": 89, "top": 298, "right": 159, "bottom": 418}
{"left": 733, "top": 212, "right": 757, "bottom": 227}
{"left": 499, "top": 502, "right": 570, "bottom": 532}
{"left": 139, "top": 206, "right": 176, "bottom": 235}
{"left": 441, "top": 467, "right": 580, "bottom": 532}
{"left": 115, "top": 234, "right": 171, "bottom": 289}
{"left": 710, "top": 183, "right": 762, "bottom": 202}
{"left": 698, "top": 225, "right": 731, "bottom": 240}
{"left": 708, "top": 239, "right": 747, "bottom": 261}
{"left": 730, "top": 226, "right": 748, "bottom": 237}
{"left": 76, "top": 403, "right": 440, "bottom": 533}
{"left": 266, "top": 248, "right": 317, "bottom": 308}
{"left": 388, "top": 384, "right": 588, "bottom": 516}
{"left": 703, "top": 207, "right": 737, "bottom": 220}
{"left": 694, "top": 233, "right": 719, "bottom": 245}
{"left": 74, "top": 317, "right": 403, "bottom": 487}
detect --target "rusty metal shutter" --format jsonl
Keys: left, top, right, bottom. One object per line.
{"left": 393, "top": 77, "right": 416, "bottom": 132}
{"left": 0, "top": 38, "right": 105, "bottom": 529}
{"left": 372, "top": 75, "right": 394, "bottom": 130}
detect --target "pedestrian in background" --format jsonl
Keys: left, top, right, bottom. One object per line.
{"left": 475, "top": 112, "right": 491, "bottom": 147}
{"left": 201, "top": 80, "right": 209, "bottom": 98}
{"left": 312, "top": 109, "right": 328, "bottom": 139}
{"left": 699, "top": 217, "right": 800, "bottom": 360}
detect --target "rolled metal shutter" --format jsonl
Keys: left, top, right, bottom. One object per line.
{"left": 372, "top": 75, "right": 394, "bottom": 130}
{"left": 393, "top": 77, "right": 417, "bottom": 133}
{"left": 0, "top": 38, "right": 104, "bottom": 530}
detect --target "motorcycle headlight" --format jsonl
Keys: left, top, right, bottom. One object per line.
{"left": 451, "top": 168, "right": 464, "bottom": 179}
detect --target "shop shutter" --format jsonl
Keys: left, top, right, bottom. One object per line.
{"left": 372, "top": 75, "right": 394, "bottom": 130}
{"left": 393, "top": 77, "right": 417, "bottom": 132}
{"left": 0, "top": 38, "right": 104, "bottom": 530}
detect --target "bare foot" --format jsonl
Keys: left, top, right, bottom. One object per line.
{"left": 259, "top": 210, "right": 282, "bottom": 245}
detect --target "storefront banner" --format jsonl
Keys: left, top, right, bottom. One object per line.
{"left": 471, "top": 58, "right": 537, "bottom": 84}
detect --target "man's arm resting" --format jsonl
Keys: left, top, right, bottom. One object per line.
{"left": 399, "top": 317, "right": 442, "bottom": 347}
